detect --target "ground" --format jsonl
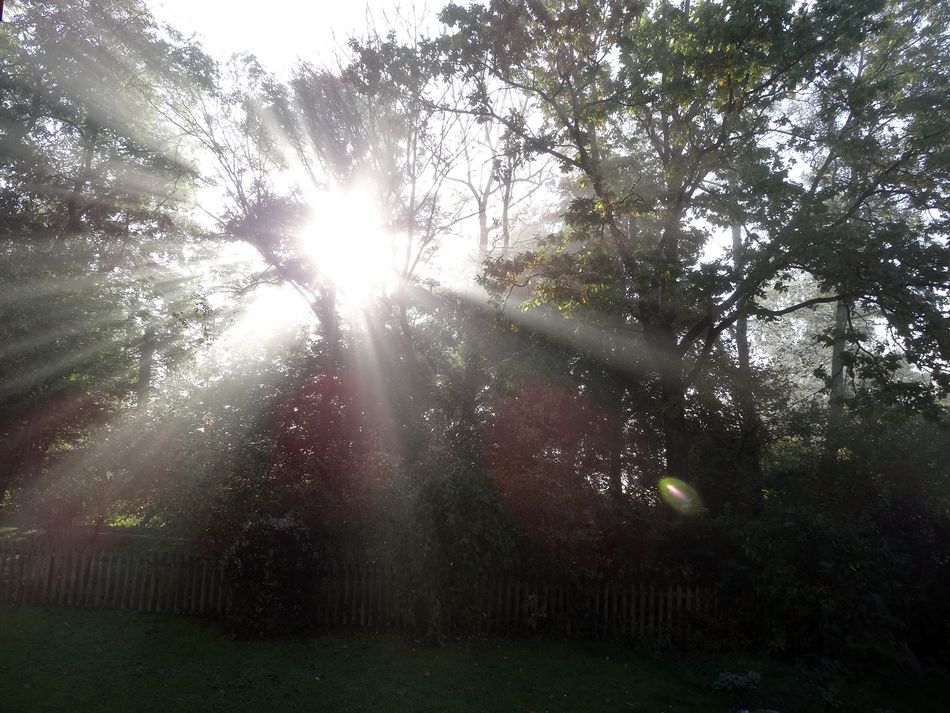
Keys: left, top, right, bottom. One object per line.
{"left": 0, "top": 607, "right": 724, "bottom": 712}
{"left": 0, "top": 607, "right": 947, "bottom": 712}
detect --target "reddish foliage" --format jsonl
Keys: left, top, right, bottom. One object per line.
{"left": 269, "top": 366, "right": 395, "bottom": 532}
{"left": 485, "top": 383, "right": 609, "bottom": 566}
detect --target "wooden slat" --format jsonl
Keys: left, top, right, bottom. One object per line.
{"left": 119, "top": 554, "right": 130, "bottom": 610}
{"left": 176, "top": 554, "right": 185, "bottom": 612}
{"left": 40, "top": 552, "right": 51, "bottom": 605}
{"left": 132, "top": 555, "right": 142, "bottom": 611}
{"left": 55, "top": 551, "right": 67, "bottom": 606}
{"left": 125, "top": 554, "right": 135, "bottom": 611}
{"left": 187, "top": 557, "right": 197, "bottom": 614}
{"left": 79, "top": 552, "right": 92, "bottom": 607}
{"left": 1, "top": 549, "right": 9, "bottom": 602}
{"left": 147, "top": 554, "right": 157, "bottom": 612}
{"left": 113, "top": 554, "right": 125, "bottom": 609}
{"left": 61, "top": 549, "right": 72, "bottom": 606}
{"left": 13, "top": 550, "right": 24, "bottom": 605}
{"left": 216, "top": 562, "right": 224, "bottom": 615}
{"left": 102, "top": 553, "right": 113, "bottom": 608}
{"left": 72, "top": 551, "right": 86, "bottom": 607}
{"left": 45, "top": 551, "right": 57, "bottom": 605}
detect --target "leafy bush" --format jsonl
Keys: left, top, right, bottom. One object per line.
{"left": 692, "top": 408, "right": 950, "bottom": 662}
{"left": 384, "top": 429, "right": 517, "bottom": 641}
{"left": 222, "top": 516, "right": 320, "bottom": 638}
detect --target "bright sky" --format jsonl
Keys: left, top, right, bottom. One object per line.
{"left": 149, "top": 1, "right": 448, "bottom": 74}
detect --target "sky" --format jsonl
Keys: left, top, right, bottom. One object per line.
{"left": 149, "top": 1, "right": 448, "bottom": 74}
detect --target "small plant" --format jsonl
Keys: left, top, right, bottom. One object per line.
{"left": 222, "top": 516, "right": 320, "bottom": 638}
{"left": 819, "top": 682, "right": 843, "bottom": 709}
{"left": 712, "top": 670, "right": 762, "bottom": 692}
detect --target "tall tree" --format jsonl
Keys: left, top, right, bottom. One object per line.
{"left": 441, "top": 0, "right": 950, "bottom": 491}
{"left": 0, "top": 0, "right": 215, "bottom": 497}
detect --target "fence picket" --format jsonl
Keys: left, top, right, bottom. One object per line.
{"left": 14, "top": 550, "right": 24, "bottom": 604}
{"left": 1, "top": 549, "right": 8, "bottom": 602}
{"left": 1, "top": 549, "right": 9, "bottom": 602}
{"left": 79, "top": 552, "right": 92, "bottom": 607}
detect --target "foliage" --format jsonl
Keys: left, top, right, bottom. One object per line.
{"left": 700, "top": 404, "right": 949, "bottom": 660}
{"left": 0, "top": 0, "right": 216, "bottom": 502}
{"left": 221, "top": 516, "right": 320, "bottom": 639}
{"left": 384, "top": 427, "right": 518, "bottom": 641}
{"left": 446, "top": 0, "right": 950, "bottom": 483}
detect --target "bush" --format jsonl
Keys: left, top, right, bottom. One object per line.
{"left": 222, "top": 516, "right": 320, "bottom": 638}
{"left": 383, "top": 430, "right": 517, "bottom": 641}
{"left": 712, "top": 670, "right": 762, "bottom": 692}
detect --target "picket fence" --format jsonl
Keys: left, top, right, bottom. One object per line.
{"left": 314, "top": 568, "right": 718, "bottom": 641}
{"left": 0, "top": 543, "right": 225, "bottom": 615}
{"left": 0, "top": 543, "right": 716, "bottom": 641}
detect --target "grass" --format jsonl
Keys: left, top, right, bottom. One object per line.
{"left": 666, "top": 650, "right": 950, "bottom": 713}
{"left": 2, "top": 607, "right": 948, "bottom": 712}
{"left": 0, "top": 606, "right": 725, "bottom": 712}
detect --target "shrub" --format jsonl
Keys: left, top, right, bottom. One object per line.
{"left": 383, "top": 431, "right": 517, "bottom": 641}
{"left": 712, "top": 670, "right": 761, "bottom": 692}
{"left": 222, "top": 516, "right": 320, "bottom": 638}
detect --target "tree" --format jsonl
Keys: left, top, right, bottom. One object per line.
{"left": 772, "top": 0, "right": 950, "bottom": 443}
{"left": 0, "top": 0, "right": 215, "bottom": 504}
{"left": 440, "top": 0, "right": 950, "bottom": 497}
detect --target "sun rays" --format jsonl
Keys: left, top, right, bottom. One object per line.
{"left": 300, "top": 184, "right": 398, "bottom": 307}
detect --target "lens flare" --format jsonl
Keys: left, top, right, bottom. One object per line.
{"left": 658, "top": 477, "right": 704, "bottom": 515}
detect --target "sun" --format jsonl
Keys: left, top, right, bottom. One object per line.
{"left": 302, "top": 184, "right": 396, "bottom": 306}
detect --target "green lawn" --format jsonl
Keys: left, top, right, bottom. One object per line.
{"left": 1, "top": 607, "right": 948, "bottom": 712}
{"left": 0, "top": 607, "right": 724, "bottom": 712}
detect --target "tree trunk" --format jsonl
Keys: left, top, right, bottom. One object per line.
{"left": 827, "top": 297, "right": 849, "bottom": 451}
{"left": 731, "top": 219, "right": 761, "bottom": 499}
{"left": 65, "top": 121, "right": 99, "bottom": 234}
{"left": 643, "top": 298, "right": 688, "bottom": 481}
{"left": 501, "top": 170, "right": 513, "bottom": 258}
{"left": 477, "top": 198, "right": 489, "bottom": 256}
{"left": 136, "top": 324, "right": 156, "bottom": 408}
{"left": 325, "top": 285, "right": 340, "bottom": 372}
{"left": 606, "top": 386, "right": 625, "bottom": 506}
{"left": 659, "top": 367, "right": 688, "bottom": 479}
{"left": 591, "top": 366, "right": 626, "bottom": 505}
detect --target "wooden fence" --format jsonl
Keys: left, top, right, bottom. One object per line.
{"left": 0, "top": 544, "right": 716, "bottom": 642}
{"left": 0, "top": 544, "right": 225, "bottom": 615}
{"left": 315, "top": 566, "right": 718, "bottom": 642}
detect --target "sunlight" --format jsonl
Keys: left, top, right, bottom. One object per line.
{"left": 302, "top": 185, "right": 397, "bottom": 306}
{"left": 220, "top": 283, "right": 313, "bottom": 352}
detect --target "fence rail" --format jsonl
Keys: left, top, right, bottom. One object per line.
{"left": 0, "top": 544, "right": 716, "bottom": 642}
